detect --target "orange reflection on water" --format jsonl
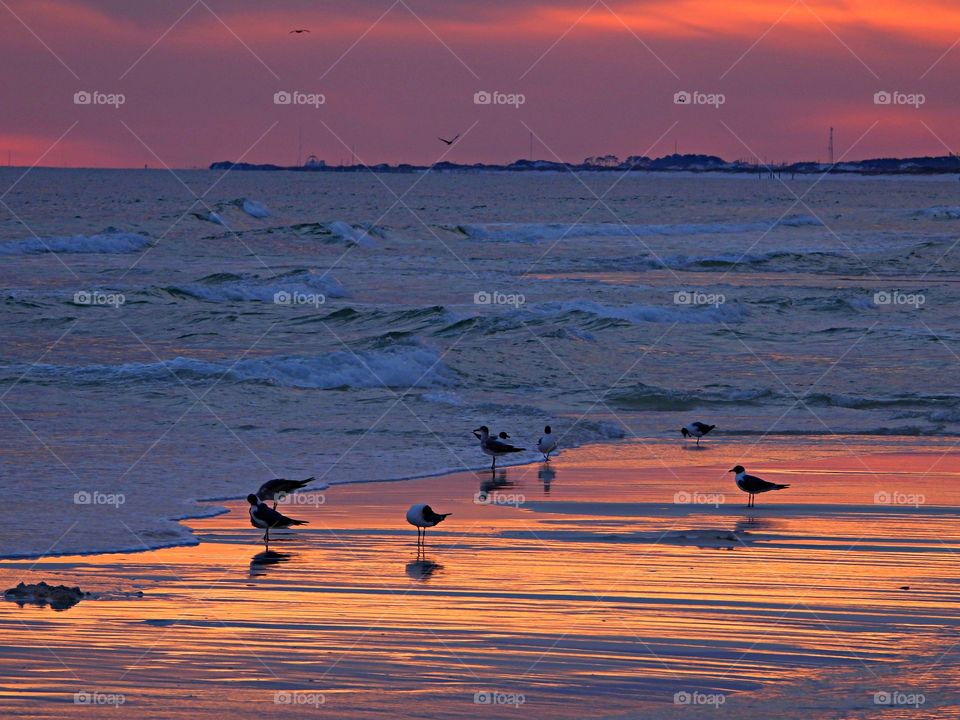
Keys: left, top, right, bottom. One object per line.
{"left": 1, "top": 439, "right": 959, "bottom": 718}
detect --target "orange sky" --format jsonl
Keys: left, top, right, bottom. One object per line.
{"left": 1, "top": 0, "right": 957, "bottom": 167}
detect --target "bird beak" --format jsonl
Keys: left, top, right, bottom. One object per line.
{"left": 728, "top": 467, "right": 736, "bottom": 472}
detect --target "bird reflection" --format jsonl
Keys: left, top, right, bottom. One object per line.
{"left": 406, "top": 557, "right": 444, "bottom": 581}
{"left": 538, "top": 463, "right": 556, "bottom": 493}
{"left": 479, "top": 469, "right": 512, "bottom": 495}
{"left": 249, "top": 549, "right": 295, "bottom": 577}
{"left": 734, "top": 515, "right": 780, "bottom": 538}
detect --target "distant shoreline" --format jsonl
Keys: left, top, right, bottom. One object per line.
{"left": 210, "top": 153, "right": 960, "bottom": 176}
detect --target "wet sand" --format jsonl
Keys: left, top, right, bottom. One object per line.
{"left": 2, "top": 438, "right": 960, "bottom": 718}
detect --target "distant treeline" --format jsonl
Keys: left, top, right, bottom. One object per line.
{"left": 210, "top": 153, "right": 960, "bottom": 175}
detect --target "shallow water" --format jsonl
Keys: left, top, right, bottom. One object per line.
{"left": 1, "top": 169, "right": 959, "bottom": 555}
{"left": 0, "top": 441, "right": 958, "bottom": 718}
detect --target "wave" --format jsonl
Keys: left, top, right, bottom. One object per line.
{"left": 449, "top": 216, "right": 822, "bottom": 243}
{"left": 916, "top": 206, "right": 960, "bottom": 220}
{"left": 284, "top": 221, "right": 378, "bottom": 247}
{"left": 3, "top": 345, "right": 452, "bottom": 390}
{"left": 238, "top": 199, "right": 270, "bottom": 218}
{"left": 612, "top": 384, "right": 777, "bottom": 411}
{"left": 544, "top": 299, "right": 750, "bottom": 324}
{"left": 0, "top": 229, "right": 151, "bottom": 255}
{"left": 612, "top": 384, "right": 960, "bottom": 414}
{"left": 166, "top": 269, "right": 347, "bottom": 303}
{"left": 654, "top": 248, "right": 843, "bottom": 270}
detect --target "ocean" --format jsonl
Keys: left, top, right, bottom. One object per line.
{"left": 1, "top": 167, "right": 957, "bottom": 557}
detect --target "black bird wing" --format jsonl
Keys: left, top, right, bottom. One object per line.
{"left": 485, "top": 438, "right": 525, "bottom": 453}
{"left": 258, "top": 477, "right": 314, "bottom": 499}
{"left": 422, "top": 506, "right": 451, "bottom": 524}
{"left": 254, "top": 504, "right": 308, "bottom": 527}
{"left": 740, "top": 474, "right": 787, "bottom": 493}
{"left": 692, "top": 422, "right": 715, "bottom": 433}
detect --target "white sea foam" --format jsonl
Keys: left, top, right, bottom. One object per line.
{"left": 240, "top": 199, "right": 271, "bottom": 218}
{"left": 453, "top": 217, "right": 822, "bottom": 243}
{"left": 168, "top": 269, "right": 347, "bottom": 302}
{"left": 0, "top": 230, "right": 151, "bottom": 255}
{"left": 12, "top": 345, "right": 451, "bottom": 390}
{"left": 327, "top": 221, "right": 376, "bottom": 247}
{"left": 546, "top": 299, "right": 749, "bottom": 324}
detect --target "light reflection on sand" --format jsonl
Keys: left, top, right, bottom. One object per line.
{"left": 1, "top": 440, "right": 959, "bottom": 718}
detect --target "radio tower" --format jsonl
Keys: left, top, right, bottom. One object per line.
{"left": 828, "top": 127, "right": 834, "bottom": 165}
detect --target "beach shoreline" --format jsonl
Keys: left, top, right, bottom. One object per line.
{"left": 2, "top": 439, "right": 959, "bottom": 718}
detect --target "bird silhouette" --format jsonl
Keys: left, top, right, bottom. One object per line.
{"left": 438, "top": 134, "right": 460, "bottom": 146}
{"left": 289, "top": 28, "right": 310, "bottom": 34}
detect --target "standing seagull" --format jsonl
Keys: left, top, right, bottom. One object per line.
{"left": 247, "top": 494, "right": 309, "bottom": 545}
{"left": 729, "top": 466, "right": 790, "bottom": 507}
{"left": 537, "top": 425, "right": 557, "bottom": 461}
{"left": 438, "top": 133, "right": 460, "bottom": 146}
{"left": 406, "top": 503, "right": 451, "bottom": 548}
{"left": 473, "top": 426, "right": 525, "bottom": 471}
{"left": 681, "top": 422, "right": 716, "bottom": 446}
{"left": 256, "top": 477, "right": 315, "bottom": 509}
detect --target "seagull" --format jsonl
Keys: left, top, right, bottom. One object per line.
{"left": 247, "top": 494, "right": 309, "bottom": 545}
{"left": 289, "top": 28, "right": 310, "bottom": 34}
{"left": 473, "top": 426, "right": 525, "bottom": 471}
{"left": 256, "top": 477, "right": 314, "bottom": 509}
{"left": 406, "top": 503, "right": 451, "bottom": 548}
{"left": 438, "top": 133, "right": 460, "bottom": 146}
{"left": 681, "top": 422, "right": 716, "bottom": 445}
{"left": 537, "top": 425, "right": 557, "bottom": 460}
{"left": 729, "top": 466, "right": 790, "bottom": 507}
{"left": 498, "top": 431, "right": 511, "bottom": 441}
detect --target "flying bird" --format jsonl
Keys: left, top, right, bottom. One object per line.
{"left": 256, "top": 477, "right": 315, "bottom": 509}
{"left": 681, "top": 422, "right": 716, "bottom": 446}
{"left": 537, "top": 425, "right": 557, "bottom": 461}
{"left": 289, "top": 28, "right": 310, "bottom": 34}
{"left": 247, "top": 494, "right": 309, "bottom": 545}
{"left": 473, "top": 426, "right": 525, "bottom": 471}
{"left": 406, "top": 503, "right": 451, "bottom": 548}
{"left": 729, "top": 466, "right": 790, "bottom": 507}
{"left": 438, "top": 133, "right": 460, "bottom": 146}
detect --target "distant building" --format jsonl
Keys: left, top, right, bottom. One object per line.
{"left": 304, "top": 154, "right": 326, "bottom": 168}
